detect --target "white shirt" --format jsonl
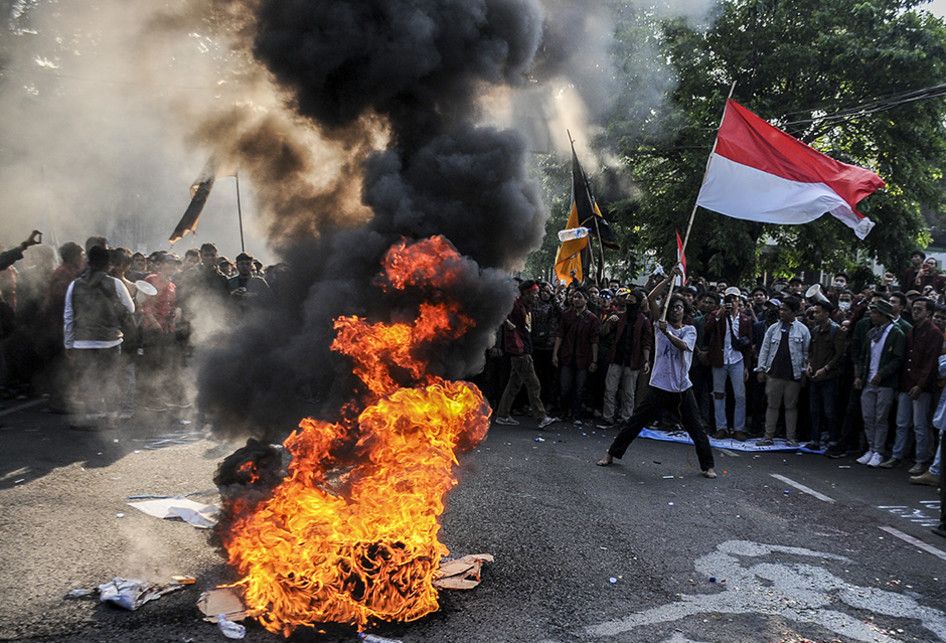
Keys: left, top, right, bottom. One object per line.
{"left": 650, "top": 323, "right": 696, "bottom": 393}
{"left": 723, "top": 314, "right": 743, "bottom": 366}
{"left": 64, "top": 276, "right": 135, "bottom": 349}
{"left": 867, "top": 322, "right": 893, "bottom": 381}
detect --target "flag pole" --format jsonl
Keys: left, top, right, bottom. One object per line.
{"left": 661, "top": 80, "right": 737, "bottom": 321}
{"left": 234, "top": 172, "right": 246, "bottom": 253}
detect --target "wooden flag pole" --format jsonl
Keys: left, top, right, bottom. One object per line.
{"left": 661, "top": 80, "right": 737, "bottom": 321}
{"left": 234, "top": 172, "right": 246, "bottom": 253}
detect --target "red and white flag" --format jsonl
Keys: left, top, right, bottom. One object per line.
{"left": 674, "top": 229, "right": 687, "bottom": 286}
{"left": 696, "top": 100, "right": 885, "bottom": 240}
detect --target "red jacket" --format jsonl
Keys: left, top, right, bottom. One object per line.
{"left": 556, "top": 308, "right": 600, "bottom": 369}
{"left": 607, "top": 310, "right": 653, "bottom": 369}
{"left": 704, "top": 310, "right": 752, "bottom": 368}
{"left": 900, "top": 318, "right": 944, "bottom": 393}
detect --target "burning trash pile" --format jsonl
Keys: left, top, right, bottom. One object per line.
{"left": 215, "top": 238, "right": 491, "bottom": 635}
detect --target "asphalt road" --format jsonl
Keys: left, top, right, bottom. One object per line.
{"left": 1, "top": 399, "right": 944, "bottom": 642}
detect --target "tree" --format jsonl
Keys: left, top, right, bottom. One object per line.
{"left": 610, "top": 0, "right": 946, "bottom": 281}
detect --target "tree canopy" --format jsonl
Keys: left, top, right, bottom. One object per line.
{"left": 528, "top": 0, "right": 946, "bottom": 283}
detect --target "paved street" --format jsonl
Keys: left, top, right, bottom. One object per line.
{"left": 1, "top": 400, "right": 944, "bottom": 642}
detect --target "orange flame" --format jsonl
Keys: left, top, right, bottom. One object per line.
{"left": 222, "top": 236, "right": 490, "bottom": 635}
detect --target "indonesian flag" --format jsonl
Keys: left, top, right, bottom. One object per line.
{"left": 696, "top": 100, "right": 885, "bottom": 240}
{"left": 674, "top": 230, "right": 687, "bottom": 287}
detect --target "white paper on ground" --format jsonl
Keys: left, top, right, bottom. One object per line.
{"left": 127, "top": 497, "right": 219, "bottom": 528}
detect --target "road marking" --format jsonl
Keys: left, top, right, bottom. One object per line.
{"left": 580, "top": 540, "right": 946, "bottom": 641}
{"left": 879, "top": 525, "right": 946, "bottom": 562}
{"left": 770, "top": 473, "right": 835, "bottom": 503}
{"left": 0, "top": 399, "right": 45, "bottom": 417}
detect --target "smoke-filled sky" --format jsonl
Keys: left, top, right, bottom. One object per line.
{"left": 0, "top": 0, "right": 720, "bottom": 259}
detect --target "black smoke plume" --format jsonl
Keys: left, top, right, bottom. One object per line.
{"left": 198, "top": 0, "right": 548, "bottom": 439}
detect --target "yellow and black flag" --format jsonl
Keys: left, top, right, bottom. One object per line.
{"left": 554, "top": 145, "right": 618, "bottom": 284}
{"left": 169, "top": 158, "right": 217, "bottom": 244}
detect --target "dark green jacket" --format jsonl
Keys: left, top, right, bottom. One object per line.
{"left": 858, "top": 322, "right": 906, "bottom": 388}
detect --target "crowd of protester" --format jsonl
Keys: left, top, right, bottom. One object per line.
{"left": 485, "top": 250, "right": 946, "bottom": 497}
{"left": 0, "top": 230, "right": 283, "bottom": 429}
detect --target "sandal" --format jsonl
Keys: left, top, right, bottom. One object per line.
{"left": 596, "top": 454, "right": 613, "bottom": 467}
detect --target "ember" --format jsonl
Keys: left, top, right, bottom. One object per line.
{"left": 220, "top": 237, "right": 490, "bottom": 635}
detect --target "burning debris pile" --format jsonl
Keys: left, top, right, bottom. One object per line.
{"left": 218, "top": 238, "right": 490, "bottom": 634}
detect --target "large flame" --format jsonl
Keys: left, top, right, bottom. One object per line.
{"left": 222, "top": 236, "right": 490, "bottom": 635}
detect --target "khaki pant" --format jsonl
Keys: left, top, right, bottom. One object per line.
{"left": 497, "top": 354, "right": 546, "bottom": 419}
{"left": 603, "top": 364, "right": 639, "bottom": 422}
{"left": 764, "top": 377, "right": 802, "bottom": 440}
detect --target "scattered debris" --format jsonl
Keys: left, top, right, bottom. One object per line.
{"left": 197, "top": 587, "right": 247, "bottom": 622}
{"left": 13, "top": 478, "right": 25, "bottom": 484}
{"left": 433, "top": 553, "right": 494, "bottom": 590}
{"left": 662, "top": 475, "right": 675, "bottom": 479}
{"left": 533, "top": 437, "right": 545, "bottom": 443}
{"left": 172, "top": 575, "right": 197, "bottom": 585}
{"left": 358, "top": 634, "right": 403, "bottom": 643}
{"left": 115, "top": 513, "right": 125, "bottom": 518}
{"left": 216, "top": 614, "right": 246, "bottom": 639}
{"left": 97, "top": 577, "right": 186, "bottom": 610}
{"left": 609, "top": 577, "right": 618, "bottom": 584}
{"left": 64, "top": 588, "right": 95, "bottom": 599}
{"left": 127, "top": 497, "right": 218, "bottom": 528}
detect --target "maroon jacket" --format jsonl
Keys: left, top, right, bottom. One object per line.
{"left": 607, "top": 310, "right": 653, "bottom": 369}
{"left": 704, "top": 310, "right": 752, "bottom": 368}
{"left": 556, "top": 308, "right": 600, "bottom": 370}
{"left": 502, "top": 297, "right": 531, "bottom": 357}
{"left": 900, "top": 318, "right": 944, "bottom": 393}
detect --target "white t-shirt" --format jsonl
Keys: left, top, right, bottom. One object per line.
{"left": 650, "top": 323, "right": 696, "bottom": 393}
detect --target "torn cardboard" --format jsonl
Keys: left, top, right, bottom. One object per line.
{"left": 197, "top": 587, "right": 247, "bottom": 622}
{"left": 433, "top": 553, "right": 494, "bottom": 590}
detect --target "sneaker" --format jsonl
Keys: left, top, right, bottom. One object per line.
{"left": 574, "top": 419, "right": 583, "bottom": 426}
{"left": 878, "top": 457, "right": 900, "bottom": 469}
{"left": 702, "top": 468, "right": 718, "bottom": 479}
{"left": 596, "top": 420, "right": 615, "bottom": 429}
{"left": 784, "top": 439, "right": 799, "bottom": 447}
{"left": 538, "top": 416, "right": 558, "bottom": 430}
{"left": 867, "top": 453, "right": 883, "bottom": 467}
{"left": 856, "top": 450, "right": 874, "bottom": 465}
{"left": 756, "top": 438, "right": 774, "bottom": 446}
{"left": 803, "top": 442, "right": 820, "bottom": 451}
{"left": 732, "top": 431, "right": 749, "bottom": 442}
{"left": 713, "top": 429, "right": 730, "bottom": 439}
{"left": 494, "top": 416, "right": 519, "bottom": 426}
{"left": 910, "top": 471, "right": 939, "bottom": 486}
{"left": 825, "top": 447, "right": 848, "bottom": 459}
{"left": 908, "top": 463, "right": 927, "bottom": 475}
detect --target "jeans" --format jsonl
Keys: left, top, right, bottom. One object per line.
{"left": 764, "top": 377, "right": 802, "bottom": 441}
{"left": 608, "top": 386, "right": 715, "bottom": 471}
{"left": 894, "top": 391, "right": 933, "bottom": 464}
{"left": 712, "top": 362, "right": 746, "bottom": 431}
{"left": 602, "top": 364, "right": 639, "bottom": 422}
{"left": 808, "top": 378, "right": 838, "bottom": 444}
{"left": 861, "top": 384, "right": 896, "bottom": 456}
{"left": 497, "top": 355, "right": 546, "bottom": 419}
{"left": 930, "top": 428, "right": 943, "bottom": 476}
{"left": 560, "top": 365, "right": 589, "bottom": 420}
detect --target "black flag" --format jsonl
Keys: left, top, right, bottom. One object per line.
{"left": 170, "top": 159, "right": 216, "bottom": 244}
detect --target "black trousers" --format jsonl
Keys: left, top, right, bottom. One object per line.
{"left": 608, "top": 385, "right": 715, "bottom": 471}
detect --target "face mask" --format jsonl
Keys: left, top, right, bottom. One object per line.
{"left": 839, "top": 301, "right": 851, "bottom": 311}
